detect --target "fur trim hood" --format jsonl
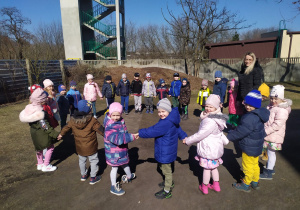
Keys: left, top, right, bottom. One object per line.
{"left": 278, "top": 98, "right": 292, "bottom": 109}
{"left": 70, "top": 111, "right": 93, "bottom": 129}
{"left": 19, "top": 109, "right": 45, "bottom": 123}
{"left": 207, "top": 113, "right": 229, "bottom": 131}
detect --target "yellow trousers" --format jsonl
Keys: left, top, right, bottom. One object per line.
{"left": 242, "top": 152, "right": 260, "bottom": 185}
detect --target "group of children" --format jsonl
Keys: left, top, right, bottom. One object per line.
{"left": 19, "top": 70, "right": 292, "bottom": 199}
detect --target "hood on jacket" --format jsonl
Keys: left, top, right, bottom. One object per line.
{"left": 208, "top": 113, "right": 228, "bottom": 131}
{"left": 164, "top": 107, "right": 180, "bottom": 126}
{"left": 19, "top": 109, "right": 45, "bottom": 123}
{"left": 251, "top": 107, "right": 270, "bottom": 123}
{"left": 278, "top": 98, "right": 292, "bottom": 109}
{"left": 71, "top": 111, "right": 93, "bottom": 129}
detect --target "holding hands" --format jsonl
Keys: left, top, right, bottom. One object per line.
{"left": 57, "top": 134, "right": 63, "bottom": 140}
{"left": 133, "top": 133, "right": 139, "bottom": 140}
{"left": 182, "top": 137, "right": 187, "bottom": 145}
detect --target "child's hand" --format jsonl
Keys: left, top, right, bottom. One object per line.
{"left": 133, "top": 133, "right": 139, "bottom": 139}
{"left": 168, "top": 95, "right": 171, "bottom": 97}
{"left": 57, "top": 134, "right": 63, "bottom": 140}
{"left": 220, "top": 103, "right": 223, "bottom": 108}
{"left": 182, "top": 138, "right": 187, "bottom": 144}
{"left": 100, "top": 97, "right": 104, "bottom": 100}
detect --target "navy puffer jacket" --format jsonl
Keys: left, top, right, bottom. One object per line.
{"left": 117, "top": 80, "right": 131, "bottom": 96}
{"left": 139, "top": 108, "right": 187, "bottom": 164}
{"left": 213, "top": 78, "right": 228, "bottom": 103}
{"left": 227, "top": 108, "right": 270, "bottom": 156}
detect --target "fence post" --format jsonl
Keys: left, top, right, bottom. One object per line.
{"left": 26, "top": 58, "right": 33, "bottom": 87}
{"left": 60, "top": 60, "right": 67, "bottom": 85}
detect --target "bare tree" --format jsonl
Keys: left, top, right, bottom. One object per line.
{"left": 0, "top": 7, "right": 32, "bottom": 59}
{"left": 163, "top": 0, "right": 250, "bottom": 62}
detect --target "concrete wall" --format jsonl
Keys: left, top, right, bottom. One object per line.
{"left": 60, "top": 0, "right": 83, "bottom": 60}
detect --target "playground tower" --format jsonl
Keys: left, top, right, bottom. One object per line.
{"left": 60, "top": 0, "right": 125, "bottom": 60}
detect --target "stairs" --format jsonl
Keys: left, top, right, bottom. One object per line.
{"left": 81, "top": 0, "right": 123, "bottom": 59}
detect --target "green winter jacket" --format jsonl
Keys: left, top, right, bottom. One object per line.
{"left": 20, "top": 109, "right": 59, "bottom": 151}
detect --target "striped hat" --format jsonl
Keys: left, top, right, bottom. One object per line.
{"left": 244, "top": 90, "right": 262, "bottom": 108}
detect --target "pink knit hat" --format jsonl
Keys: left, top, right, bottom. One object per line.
{"left": 30, "top": 88, "right": 48, "bottom": 105}
{"left": 230, "top": 79, "right": 238, "bottom": 88}
{"left": 43, "top": 79, "right": 54, "bottom": 88}
{"left": 205, "top": 94, "right": 220, "bottom": 109}
{"left": 201, "top": 79, "right": 208, "bottom": 86}
{"left": 109, "top": 102, "right": 123, "bottom": 115}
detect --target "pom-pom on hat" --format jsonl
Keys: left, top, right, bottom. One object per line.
{"left": 78, "top": 100, "right": 92, "bottom": 114}
{"left": 214, "top": 71, "right": 222, "bottom": 78}
{"left": 205, "top": 94, "right": 221, "bottom": 109}
{"left": 157, "top": 98, "right": 172, "bottom": 113}
{"left": 258, "top": 83, "right": 270, "bottom": 97}
{"left": 244, "top": 90, "right": 262, "bottom": 108}
{"left": 173, "top": 72, "right": 179, "bottom": 77}
{"left": 105, "top": 75, "right": 112, "bottom": 81}
{"left": 134, "top": 72, "right": 140, "bottom": 77}
{"left": 201, "top": 79, "right": 208, "bottom": 86}
{"left": 159, "top": 79, "right": 165, "bottom": 84}
{"left": 109, "top": 102, "right": 123, "bottom": 115}
{"left": 58, "top": 84, "right": 66, "bottom": 93}
{"left": 146, "top": 73, "right": 151, "bottom": 78}
{"left": 43, "top": 79, "right": 54, "bottom": 88}
{"left": 122, "top": 73, "right": 127, "bottom": 79}
{"left": 70, "top": 80, "right": 77, "bottom": 86}
{"left": 28, "top": 84, "right": 41, "bottom": 94}
{"left": 86, "top": 74, "right": 94, "bottom": 80}
{"left": 270, "top": 85, "right": 285, "bottom": 100}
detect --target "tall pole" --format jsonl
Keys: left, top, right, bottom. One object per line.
{"left": 115, "top": 0, "right": 121, "bottom": 62}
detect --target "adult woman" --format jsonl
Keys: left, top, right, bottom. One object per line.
{"left": 237, "top": 52, "right": 262, "bottom": 102}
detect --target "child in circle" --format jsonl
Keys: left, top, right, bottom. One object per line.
{"left": 197, "top": 79, "right": 211, "bottom": 111}
{"left": 212, "top": 71, "right": 228, "bottom": 110}
{"left": 179, "top": 78, "right": 191, "bottom": 120}
{"left": 130, "top": 72, "right": 143, "bottom": 113}
{"left": 43, "top": 79, "right": 60, "bottom": 121}
{"left": 183, "top": 94, "right": 229, "bottom": 195}
{"left": 102, "top": 75, "right": 116, "bottom": 109}
{"left": 83, "top": 74, "right": 103, "bottom": 118}
{"left": 260, "top": 85, "right": 292, "bottom": 180}
{"left": 67, "top": 80, "right": 82, "bottom": 116}
{"left": 103, "top": 102, "right": 138, "bottom": 196}
{"left": 168, "top": 72, "right": 182, "bottom": 108}
{"left": 56, "top": 84, "right": 70, "bottom": 129}
{"left": 138, "top": 98, "right": 187, "bottom": 199}
{"left": 58, "top": 100, "right": 104, "bottom": 185}
{"left": 156, "top": 79, "right": 169, "bottom": 100}
{"left": 227, "top": 90, "right": 270, "bottom": 192}
{"left": 142, "top": 73, "right": 156, "bottom": 114}
{"left": 19, "top": 88, "right": 59, "bottom": 172}
{"left": 116, "top": 73, "right": 131, "bottom": 115}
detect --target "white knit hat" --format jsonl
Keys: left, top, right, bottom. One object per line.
{"left": 270, "top": 85, "right": 285, "bottom": 100}
{"left": 86, "top": 74, "right": 94, "bottom": 80}
{"left": 43, "top": 79, "right": 54, "bottom": 88}
{"left": 146, "top": 73, "right": 151, "bottom": 78}
{"left": 122, "top": 73, "right": 127, "bottom": 79}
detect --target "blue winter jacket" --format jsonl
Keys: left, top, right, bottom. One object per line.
{"left": 227, "top": 107, "right": 270, "bottom": 156}
{"left": 139, "top": 108, "right": 187, "bottom": 164}
{"left": 169, "top": 80, "right": 182, "bottom": 97}
{"left": 102, "top": 82, "right": 116, "bottom": 99}
{"left": 117, "top": 80, "right": 131, "bottom": 96}
{"left": 66, "top": 89, "right": 82, "bottom": 109}
{"left": 213, "top": 78, "right": 228, "bottom": 103}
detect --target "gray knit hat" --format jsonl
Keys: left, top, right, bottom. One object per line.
{"left": 157, "top": 98, "right": 172, "bottom": 113}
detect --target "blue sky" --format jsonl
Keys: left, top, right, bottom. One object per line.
{"left": 0, "top": 0, "right": 299, "bottom": 33}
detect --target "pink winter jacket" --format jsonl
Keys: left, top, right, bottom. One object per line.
{"left": 264, "top": 99, "right": 292, "bottom": 144}
{"left": 228, "top": 89, "right": 244, "bottom": 115}
{"left": 83, "top": 82, "right": 103, "bottom": 102}
{"left": 185, "top": 111, "right": 229, "bottom": 160}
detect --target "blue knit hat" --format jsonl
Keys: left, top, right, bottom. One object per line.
{"left": 58, "top": 84, "right": 66, "bottom": 93}
{"left": 78, "top": 100, "right": 92, "bottom": 113}
{"left": 159, "top": 79, "right": 165, "bottom": 84}
{"left": 244, "top": 90, "right": 262, "bottom": 108}
{"left": 70, "top": 80, "right": 77, "bottom": 86}
{"left": 215, "top": 70, "right": 222, "bottom": 78}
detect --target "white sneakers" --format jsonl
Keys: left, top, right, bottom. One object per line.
{"left": 41, "top": 164, "right": 57, "bottom": 172}
{"left": 37, "top": 164, "right": 43, "bottom": 171}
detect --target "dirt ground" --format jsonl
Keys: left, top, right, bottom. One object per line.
{"left": 1, "top": 72, "right": 300, "bottom": 209}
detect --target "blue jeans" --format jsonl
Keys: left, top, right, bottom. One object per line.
{"left": 121, "top": 96, "right": 129, "bottom": 111}
{"left": 91, "top": 101, "right": 97, "bottom": 116}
